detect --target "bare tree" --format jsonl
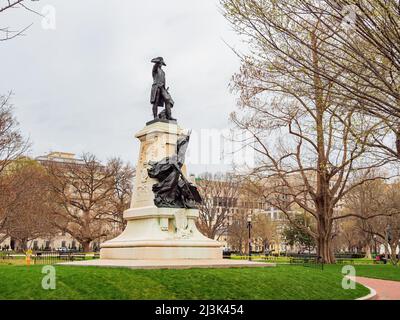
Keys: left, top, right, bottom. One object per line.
{"left": 1, "top": 159, "right": 57, "bottom": 250}
{"left": 45, "top": 154, "right": 132, "bottom": 252}
{"left": 196, "top": 172, "right": 240, "bottom": 239}
{"left": 1, "top": 0, "right": 42, "bottom": 42}
{"left": 225, "top": 185, "right": 261, "bottom": 254}
{"left": 252, "top": 213, "right": 277, "bottom": 254}
{"left": 344, "top": 178, "right": 400, "bottom": 264}
{"left": 233, "top": 0, "right": 400, "bottom": 159}
{"left": 221, "top": 0, "right": 395, "bottom": 263}
{"left": 342, "top": 178, "right": 387, "bottom": 256}
{"left": 227, "top": 209, "right": 249, "bottom": 254}
{"left": 383, "top": 188, "right": 400, "bottom": 263}
{"left": 0, "top": 93, "right": 28, "bottom": 238}
{"left": 303, "top": 0, "right": 400, "bottom": 159}
{"left": 0, "top": 93, "right": 28, "bottom": 176}
{"left": 363, "top": 215, "right": 400, "bottom": 265}
{"left": 336, "top": 219, "right": 369, "bottom": 255}
{"left": 0, "top": 176, "right": 13, "bottom": 243}
{"left": 103, "top": 158, "right": 135, "bottom": 233}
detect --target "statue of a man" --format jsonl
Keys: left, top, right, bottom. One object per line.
{"left": 150, "top": 57, "right": 175, "bottom": 120}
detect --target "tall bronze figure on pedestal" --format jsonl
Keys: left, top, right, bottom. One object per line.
{"left": 150, "top": 57, "right": 176, "bottom": 121}
{"left": 148, "top": 57, "right": 201, "bottom": 209}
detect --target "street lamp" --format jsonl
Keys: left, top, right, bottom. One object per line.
{"left": 247, "top": 214, "right": 252, "bottom": 261}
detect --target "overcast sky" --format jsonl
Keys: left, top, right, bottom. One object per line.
{"left": 0, "top": 0, "right": 243, "bottom": 174}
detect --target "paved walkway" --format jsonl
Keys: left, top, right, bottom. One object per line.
{"left": 356, "top": 277, "right": 400, "bottom": 300}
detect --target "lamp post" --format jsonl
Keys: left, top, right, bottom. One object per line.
{"left": 247, "top": 214, "right": 252, "bottom": 261}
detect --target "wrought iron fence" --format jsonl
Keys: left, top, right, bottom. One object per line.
{"left": 33, "top": 251, "right": 87, "bottom": 265}
{"left": 0, "top": 250, "right": 101, "bottom": 264}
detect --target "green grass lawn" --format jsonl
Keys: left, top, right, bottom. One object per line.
{"left": 346, "top": 264, "right": 400, "bottom": 282}
{"left": 308, "top": 264, "right": 400, "bottom": 283}
{"left": 0, "top": 264, "right": 372, "bottom": 300}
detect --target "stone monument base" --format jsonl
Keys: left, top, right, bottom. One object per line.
{"left": 101, "top": 245, "right": 221, "bottom": 260}
{"left": 100, "top": 206, "right": 222, "bottom": 260}
{"left": 100, "top": 121, "right": 223, "bottom": 261}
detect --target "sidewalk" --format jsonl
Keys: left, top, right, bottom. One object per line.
{"left": 356, "top": 277, "right": 400, "bottom": 300}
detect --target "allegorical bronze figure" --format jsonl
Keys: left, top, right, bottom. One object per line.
{"left": 148, "top": 132, "right": 202, "bottom": 209}
{"left": 150, "top": 57, "right": 176, "bottom": 121}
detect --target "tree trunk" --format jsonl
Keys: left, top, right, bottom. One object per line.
{"left": 316, "top": 215, "right": 335, "bottom": 264}
{"left": 384, "top": 243, "right": 389, "bottom": 260}
{"left": 20, "top": 239, "right": 28, "bottom": 251}
{"left": 317, "top": 234, "right": 335, "bottom": 264}
{"left": 81, "top": 241, "right": 91, "bottom": 253}
{"left": 365, "top": 244, "right": 372, "bottom": 259}
{"left": 319, "top": 218, "right": 336, "bottom": 263}
{"left": 389, "top": 243, "right": 399, "bottom": 266}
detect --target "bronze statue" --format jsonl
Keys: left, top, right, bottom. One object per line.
{"left": 150, "top": 57, "right": 176, "bottom": 121}
{"left": 148, "top": 132, "right": 202, "bottom": 209}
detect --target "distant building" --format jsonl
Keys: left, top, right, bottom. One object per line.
{"left": 36, "top": 151, "right": 85, "bottom": 166}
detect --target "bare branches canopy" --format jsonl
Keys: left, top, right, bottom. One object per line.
{"left": 221, "top": 0, "right": 399, "bottom": 263}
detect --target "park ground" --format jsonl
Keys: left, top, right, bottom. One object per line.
{"left": 0, "top": 260, "right": 399, "bottom": 300}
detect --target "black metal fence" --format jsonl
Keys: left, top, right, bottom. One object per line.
{"left": 285, "top": 253, "right": 365, "bottom": 259}
{"left": 0, "top": 251, "right": 101, "bottom": 265}
{"left": 289, "top": 257, "right": 324, "bottom": 270}
{"left": 33, "top": 252, "right": 87, "bottom": 265}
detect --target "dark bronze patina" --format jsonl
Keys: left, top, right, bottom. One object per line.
{"left": 150, "top": 57, "right": 176, "bottom": 121}
{"left": 148, "top": 132, "right": 202, "bottom": 209}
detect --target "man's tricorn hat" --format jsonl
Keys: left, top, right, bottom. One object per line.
{"left": 151, "top": 56, "right": 166, "bottom": 66}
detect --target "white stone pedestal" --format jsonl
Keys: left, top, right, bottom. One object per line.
{"left": 100, "top": 121, "right": 222, "bottom": 260}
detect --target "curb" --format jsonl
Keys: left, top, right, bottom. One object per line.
{"left": 356, "top": 285, "right": 377, "bottom": 300}
{"left": 345, "top": 276, "right": 378, "bottom": 300}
